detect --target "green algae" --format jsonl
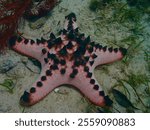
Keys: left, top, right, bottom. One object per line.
{"left": 87, "top": 0, "right": 150, "bottom": 112}
{"left": 0, "top": 79, "right": 15, "bottom": 94}
{"left": 89, "top": 0, "right": 113, "bottom": 11}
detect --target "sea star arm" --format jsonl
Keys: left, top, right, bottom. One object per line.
{"left": 92, "top": 45, "right": 127, "bottom": 68}
{"left": 70, "top": 67, "right": 113, "bottom": 106}
{"left": 8, "top": 35, "right": 48, "bottom": 61}
{"left": 20, "top": 64, "right": 63, "bottom": 106}
{"left": 64, "top": 13, "right": 78, "bottom": 31}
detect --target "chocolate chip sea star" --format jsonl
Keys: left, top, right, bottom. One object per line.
{"left": 9, "top": 13, "right": 127, "bottom": 107}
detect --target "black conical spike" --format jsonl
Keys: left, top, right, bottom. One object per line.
{"left": 119, "top": 47, "right": 127, "bottom": 56}
{"left": 60, "top": 59, "right": 66, "bottom": 65}
{"left": 98, "top": 45, "right": 102, "bottom": 49}
{"left": 108, "top": 47, "right": 113, "bottom": 52}
{"left": 17, "top": 36, "right": 23, "bottom": 43}
{"left": 84, "top": 36, "right": 90, "bottom": 44}
{"left": 63, "top": 29, "right": 67, "bottom": 34}
{"left": 72, "top": 69, "right": 78, "bottom": 75}
{"left": 76, "top": 37, "right": 83, "bottom": 44}
{"left": 79, "top": 33, "right": 85, "bottom": 39}
{"left": 47, "top": 41, "right": 54, "bottom": 49}
{"left": 53, "top": 58, "right": 59, "bottom": 64}
{"left": 74, "top": 59, "right": 80, "bottom": 67}
{"left": 84, "top": 56, "right": 90, "bottom": 62}
{"left": 37, "top": 81, "right": 43, "bottom": 87}
{"left": 84, "top": 66, "right": 89, "bottom": 72}
{"left": 50, "top": 64, "right": 58, "bottom": 70}
{"left": 41, "top": 76, "right": 46, "bottom": 81}
{"left": 90, "top": 42, "right": 95, "bottom": 47}
{"left": 30, "top": 39, "right": 35, "bottom": 45}
{"left": 67, "top": 25, "right": 73, "bottom": 31}
{"left": 90, "top": 79, "right": 95, "bottom": 84}
{"left": 46, "top": 70, "right": 52, "bottom": 76}
{"left": 102, "top": 46, "right": 107, "bottom": 52}
{"left": 88, "top": 47, "right": 93, "bottom": 53}
{"left": 60, "top": 68, "right": 66, "bottom": 74}
{"left": 41, "top": 37, "right": 46, "bottom": 43}
{"left": 92, "top": 54, "right": 97, "bottom": 59}
{"left": 73, "top": 50, "right": 81, "bottom": 58}
{"left": 78, "top": 46, "right": 86, "bottom": 55}
{"left": 36, "top": 39, "right": 41, "bottom": 45}
{"left": 8, "top": 36, "right": 17, "bottom": 47}
{"left": 59, "top": 46, "right": 67, "bottom": 56}
{"left": 68, "top": 31, "right": 75, "bottom": 39}
{"left": 90, "top": 61, "right": 94, "bottom": 66}
{"left": 47, "top": 53, "right": 56, "bottom": 59}
{"left": 80, "top": 59, "right": 86, "bottom": 65}
{"left": 65, "top": 13, "right": 76, "bottom": 21}
{"left": 30, "top": 87, "right": 36, "bottom": 93}
{"left": 67, "top": 41, "right": 73, "bottom": 49}
{"left": 114, "top": 48, "right": 118, "bottom": 53}
{"left": 59, "top": 29, "right": 67, "bottom": 35}
{"left": 44, "top": 58, "right": 48, "bottom": 63}
{"left": 104, "top": 96, "right": 113, "bottom": 106}
{"left": 99, "top": 91, "right": 105, "bottom": 96}
{"left": 54, "top": 37, "right": 62, "bottom": 44}
{"left": 87, "top": 72, "right": 92, "bottom": 78}
{"left": 20, "top": 91, "right": 30, "bottom": 103}
{"left": 24, "top": 39, "right": 29, "bottom": 44}
{"left": 93, "top": 85, "right": 99, "bottom": 90}
{"left": 42, "top": 48, "right": 47, "bottom": 54}
{"left": 50, "top": 33, "right": 56, "bottom": 40}
{"left": 74, "top": 28, "right": 79, "bottom": 33}
{"left": 95, "top": 44, "right": 99, "bottom": 49}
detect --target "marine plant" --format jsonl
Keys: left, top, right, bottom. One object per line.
{"left": 23, "top": 0, "right": 58, "bottom": 21}
{"left": 114, "top": 73, "right": 150, "bottom": 111}
{"left": 0, "top": 79, "right": 15, "bottom": 93}
{"left": 0, "top": 0, "right": 58, "bottom": 51}
{"left": 88, "top": 0, "right": 150, "bottom": 112}
{"left": 89, "top": 0, "right": 113, "bottom": 11}
{"left": 0, "top": 0, "right": 32, "bottom": 51}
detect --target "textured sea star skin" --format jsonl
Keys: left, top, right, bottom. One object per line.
{"left": 9, "top": 13, "right": 127, "bottom": 107}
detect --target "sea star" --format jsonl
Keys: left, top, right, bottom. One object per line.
{"left": 9, "top": 13, "right": 127, "bottom": 107}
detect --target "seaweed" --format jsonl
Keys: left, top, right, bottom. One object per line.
{"left": 23, "top": 0, "right": 58, "bottom": 21}
{"left": 144, "top": 47, "right": 150, "bottom": 72}
{"left": 89, "top": 0, "right": 101, "bottom": 11}
{"left": 89, "top": 0, "right": 113, "bottom": 11}
{"left": 21, "top": 107, "right": 26, "bottom": 113}
{"left": 113, "top": 5, "right": 143, "bottom": 24}
{"left": 127, "top": 0, "right": 150, "bottom": 9}
{"left": 88, "top": 0, "right": 150, "bottom": 112}
{"left": 122, "top": 39, "right": 143, "bottom": 64}
{"left": 0, "top": 0, "right": 32, "bottom": 51}
{"left": 114, "top": 73, "right": 150, "bottom": 110}
{"left": 127, "top": 73, "right": 150, "bottom": 86}
{"left": 0, "top": 79, "right": 15, "bottom": 93}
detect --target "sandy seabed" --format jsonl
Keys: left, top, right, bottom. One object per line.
{"left": 0, "top": 0, "right": 150, "bottom": 112}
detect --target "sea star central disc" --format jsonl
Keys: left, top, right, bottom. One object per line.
{"left": 9, "top": 13, "right": 127, "bottom": 107}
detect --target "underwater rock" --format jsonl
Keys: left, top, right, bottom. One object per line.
{"left": 24, "top": 0, "right": 58, "bottom": 21}
{"left": 29, "top": 17, "right": 47, "bottom": 30}
{"left": 0, "top": 52, "right": 20, "bottom": 73}
{"left": 0, "top": 60, "right": 16, "bottom": 73}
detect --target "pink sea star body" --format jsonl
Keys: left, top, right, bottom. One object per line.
{"left": 9, "top": 13, "right": 127, "bottom": 107}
